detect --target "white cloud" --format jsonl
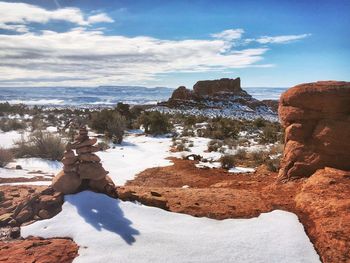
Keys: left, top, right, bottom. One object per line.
{"left": 211, "top": 29, "right": 244, "bottom": 41}
{"left": 253, "top": 34, "right": 311, "bottom": 44}
{"left": 0, "top": 1, "right": 311, "bottom": 87}
{"left": 87, "top": 13, "right": 114, "bottom": 24}
{"left": 0, "top": 1, "right": 114, "bottom": 31}
{"left": 0, "top": 27, "right": 269, "bottom": 86}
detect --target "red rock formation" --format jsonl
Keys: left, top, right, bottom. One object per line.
{"left": 278, "top": 81, "right": 350, "bottom": 180}
{"left": 170, "top": 86, "right": 196, "bottom": 100}
{"left": 193, "top": 77, "right": 242, "bottom": 96}
{"left": 0, "top": 237, "right": 78, "bottom": 263}
{"left": 295, "top": 167, "right": 350, "bottom": 263}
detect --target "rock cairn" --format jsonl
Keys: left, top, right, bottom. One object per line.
{"left": 52, "top": 126, "right": 116, "bottom": 196}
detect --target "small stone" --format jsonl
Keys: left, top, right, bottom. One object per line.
{"left": 15, "top": 165, "right": 22, "bottom": 170}
{"left": 63, "top": 164, "right": 78, "bottom": 173}
{"left": 63, "top": 150, "right": 75, "bottom": 159}
{"left": 0, "top": 213, "right": 13, "bottom": 226}
{"left": 78, "top": 153, "right": 101, "bottom": 162}
{"left": 10, "top": 227, "right": 20, "bottom": 239}
{"left": 71, "top": 138, "right": 97, "bottom": 149}
{"left": 76, "top": 146, "right": 99, "bottom": 154}
{"left": 61, "top": 156, "right": 78, "bottom": 165}
{"left": 89, "top": 176, "right": 114, "bottom": 192}
{"left": 16, "top": 208, "right": 33, "bottom": 224}
{"left": 38, "top": 209, "right": 51, "bottom": 219}
{"left": 51, "top": 170, "right": 82, "bottom": 194}
{"left": 79, "top": 163, "right": 107, "bottom": 180}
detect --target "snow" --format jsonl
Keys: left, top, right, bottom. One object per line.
{"left": 195, "top": 161, "right": 221, "bottom": 169}
{"left": 6, "top": 158, "right": 62, "bottom": 174}
{"left": 46, "top": 126, "right": 58, "bottom": 132}
{"left": 229, "top": 166, "right": 256, "bottom": 173}
{"left": 22, "top": 191, "right": 320, "bottom": 263}
{"left": 97, "top": 134, "right": 173, "bottom": 186}
{"left": 0, "top": 130, "right": 27, "bottom": 148}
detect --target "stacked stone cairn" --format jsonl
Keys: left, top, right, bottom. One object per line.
{"left": 52, "top": 126, "right": 116, "bottom": 196}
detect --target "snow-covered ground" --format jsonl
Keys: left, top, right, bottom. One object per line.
{"left": 0, "top": 130, "right": 27, "bottom": 148}
{"left": 97, "top": 134, "right": 173, "bottom": 185}
{"left": 22, "top": 191, "right": 320, "bottom": 263}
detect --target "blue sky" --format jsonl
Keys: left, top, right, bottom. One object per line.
{"left": 0, "top": 0, "right": 349, "bottom": 88}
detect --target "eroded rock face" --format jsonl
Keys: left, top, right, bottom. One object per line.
{"left": 278, "top": 81, "right": 350, "bottom": 180}
{"left": 170, "top": 86, "right": 196, "bottom": 100}
{"left": 295, "top": 167, "right": 350, "bottom": 263}
{"left": 193, "top": 77, "right": 242, "bottom": 96}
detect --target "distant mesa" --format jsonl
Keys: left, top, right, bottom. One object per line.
{"left": 158, "top": 77, "right": 277, "bottom": 121}
{"left": 170, "top": 77, "right": 247, "bottom": 101}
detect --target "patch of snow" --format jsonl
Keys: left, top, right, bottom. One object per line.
{"left": 195, "top": 161, "right": 221, "bottom": 169}
{"left": 7, "top": 158, "right": 62, "bottom": 174}
{"left": 0, "top": 130, "right": 28, "bottom": 148}
{"left": 97, "top": 134, "right": 173, "bottom": 186}
{"left": 229, "top": 167, "right": 255, "bottom": 173}
{"left": 181, "top": 185, "right": 190, "bottom": 189}
{"left": 22, "top": 191, "right": 320, "bottom": 263}
{"left": 46, "top": 126, "right": 58, "bottom": 132}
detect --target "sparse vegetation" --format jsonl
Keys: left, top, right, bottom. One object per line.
{"left": 0, "top": 148, "right": 14, "bottom": 167}
{"left": 137, "top": 111, "right": 172, "bottom": 135}
{"left": 220, "top": 154, "right": 235, "bottom": 170}
{"left": 13, "top": 131, "right": 65, "bottom": 160}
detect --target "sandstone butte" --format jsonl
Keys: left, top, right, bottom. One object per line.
{"left": 0, "top": 81, "right": 349, "bottom": 263}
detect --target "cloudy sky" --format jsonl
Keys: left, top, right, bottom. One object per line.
{"left": 0, "top": 0, "right": 349, "bottom": 88}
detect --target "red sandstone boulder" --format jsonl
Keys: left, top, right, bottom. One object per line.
{"left": 79, "top": 163, "right": 107, "bottom": 180}
{"left": 278, "top": 81, "right": 350, "bottom": 180}
{"left": 78, "top": 153, "right": 101, "bottom": 162}
{"left": 51, "top": 171, "right": 81, "bottom": 194}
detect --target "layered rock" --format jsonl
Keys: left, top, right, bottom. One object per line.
{"left": 193, "top": 77, "right": 242, "bottom": 96}
{"left": 158, "top": 78, "right": 277, "bottom": 121}
{"left": 52, "top": 126, "right": 116, "bottom": 196}
{"left": 278, "top": 81, "right": 350, "bottom": 180}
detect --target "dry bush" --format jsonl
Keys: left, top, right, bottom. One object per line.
{"left": 220, "top": 154, "right": 235, "bottom": 170}
{"left": 207, "top": 139, "right": 223, "bottom": 152}
{"left": 0, "top": 148, "right": 14, "bottom": 167}
{"left": 13, "top": 131, "right": 65, "bottom": 161}
{"left": 235, "top": 148, "right": 247, "bottom": 160}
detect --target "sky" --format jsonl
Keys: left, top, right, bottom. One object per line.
{"left": 0, "top": 0, "right": 349, "bottom": 88}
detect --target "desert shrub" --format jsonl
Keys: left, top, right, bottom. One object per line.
{"left": 259, "top": 122, "right": 282, "bottom": 144}
{"left": 235, "top": 148, "right": 247, "bottom": 160}
{"left": 137, "top": 111, "right": 172, "bottom": 135}
{"left": 31, "top": 116, "right": 46, "bottom": 131}
{"left": 13, "top": 131, "right": 65, "bottom": 160}
{"left": 224, "top": 138, "right": 238, "bottom": 149}
{"left": 202, "top": 118, "right": 239, "bottom": 140}
{"left": 90, "top": 110, "right": 126, "bottom": 144}
{"left": 220, "top": 154, "right": 235, "bottom": 170}
{"left": 0, "top": 118, "right": 26, "bottom": 132}
{"left": 97, "top": 141, "right": 110, "bottom": 151}
{"left": 248, "top": 151, "right": 269, "bottom": 166}
{"left": 207, "top": 139, "right": 223, "bottom": 152}
{"left": 0, "top": 148, "right": 14, "bottom": 167}
{"left": 266, "top": 158, "right": 281, "bottom": 172}
{"left": 176, "top": 142, "right": 189, "bottom": 152}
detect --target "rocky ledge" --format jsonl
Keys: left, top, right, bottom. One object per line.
{"left": 154, "top": 78, "right": 277, "bottom": 121}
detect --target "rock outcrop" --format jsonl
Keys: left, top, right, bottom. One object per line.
{"left": 158, "top": 78, "right": 277, "bottom": 121}
{"left": 0, "top": 237, "right": 78, "bottom": 263}
{"left": 52, "top": 126, "right": 116, "bottom": 196}
{"left": 193, "top": 77, "right": 242, "bottom": 96}
{"left": 0, "top": 186, "right": 63, "bottom": 228}
{"left": 278, "top": 81, "right": 350, "bottom": 180}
